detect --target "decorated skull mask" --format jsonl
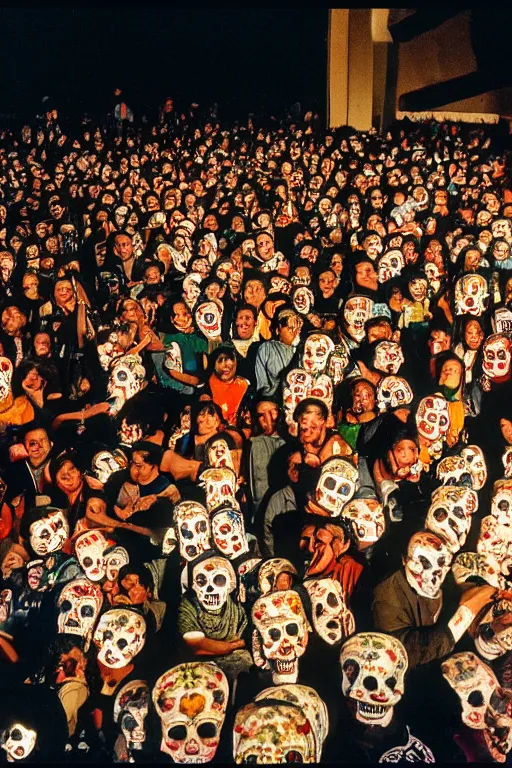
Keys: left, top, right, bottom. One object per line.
{"left": 477, "top": 515, "right": 512, "bottom": 576}
{"left": 75, "top": 530, "right": 108, "bottom": 581}
{"left": 314, "top": 458, "right": 359, "bottom": 517}
{"left": 199, "top": 468, "right": 238, "bottom": 513}
{"left": 341, "top": 497, "right": 385, "bottom": 550}
{"left": 436, "top": 455, "right": 473, "bottom": 487}
{"left": 404, "top": 531, "right": 452, "bottom": 599}
{"left": 491, "top": 480, "right": 512, "bottom": 527}
{"left": 211, "top": 507, "right": 249, "bottom": 559}
{"left": 174, "top": 501, "right": 211, "bottom": 562}
{"left": 0, "top": 724, "right": 37, "bottom": 762}
{"left": 377, "top": 249, "right": 404, "bottom": 283}
{"left": 340, "top": 632, "right": 408, "bottom": 728}
{"left": 91, "top": 449, "right": 128, "bottom": 485}
{"left": 195, "top": 300, "right": 223, "bottom": 340}
{"left": 328, "top": 342, "right": 350, "bottom": 385}
{"left": 57, "top": 578, "right": 103, "bottom": 648}
{"left": 191, "top": 555, "right": 236, "bottom": 611}
{"left": 474, "top": 597, "right": 512, "bottom": 662}
{"left": 153, "top": 662, "right": 229, "bottom": 764}
{"left": 304, "top": 577, "right": 355, "bottom": 646}
{"left": 292, "top": 286, "right": 315, "bottom": 315}
{"left": 376, "top": 376, "right": 413, "bottom": 413}
{"left": 442, "top": 652, "right": 501, "bottom": 730}
{"left": 29, "top": 508, "right": 69, "bottom": 558}
{"left": 258, "top": 559, "right": 298, "bottom": 596}
{"left": 114, "top": 680, "right": 149, "bottom": 752}
{"left": 302, "top": 334, "right": 335, "bottom": 374}
{"left": 0, "top": 357, "right": 13, "bottom": 402}
{"left": 482, "top": 334, "right": 512, "bottom": 381}
{"left": 252, "top": 590, "right": 310, "bottom": 684}
{"left": 93, "top": 608, "right": 146, "bottom": 669}
{"left": 343, "top": 296, "right": 374, "bottom": 343}
{"left": 372, "top": 341, "right": 404, "bottom": 375}
{"left": 164, "top": 342, "right": 183, "bottom": 373}
{"left": 233, "top": 701, "right": 318, "bottom": 764}
{"left": 415, "top": 395, "right": 450, "bottom": 443}
{"left": 452, "top": 550, "right": 506, "bottom": 590}
{"left": 425, "top": 486, "right": 477, "bottom": 553}
{"left": 461, "top": 445, "right": 487, "bottom": 490}
{"left": 107, "top": 354, "right": 146, "bottom": 415}
{"left": 455, "top": 273, "right": 489, "bottom": 316}
{"left": 105, "top": 546, "right": 130, "bottom": 582}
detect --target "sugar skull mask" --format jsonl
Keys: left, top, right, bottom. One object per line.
{"left": 377, "top": 249, "right": 404, "bottom": 283}
{"left": 491, "top": 480, "right": 512, "bottom": 527}
{"left": 252, "top": 590, "right": 310, "bottom": 684}
{"left": 376, "top": 376, "right": 413, "bottom": 413}
{"left": 0, "top": 724, "right": 37, "bottom": 762}
{"left": 372, "top": 341, "right": 404, "bottom": 375}
{"left": 199, "top": 467, "right": 238, "bottom": 513}
{"left": 57, "top": 578, "right": 103, "bottom": 648}
{"left": 93, "top": 608, "right": 146, "bottom": 669}
{"left": 107, "top": 354, "right": 146, "bottom": 415}
{"left": 75, "top": 530, "right": 108, "bottom": 582}
{"left": 314, "top": 458, "right": 359, "bottom": 517}
{"left": 415, "top": 395, "right": 450, "bottom": 443}
{"left": 404, "top": 531, "right": 452, "bottom": 599}
{"left": 191, "top": 555, "right": 236, "bottom": 611}
{"left": 461, "top": 445, "right": 487, "bottom": 490}
{"left": 153, "top": 662, "right": 229, "bottom": 764}
{"left": 340, "top": 632, "right": 408, "bottom": 728}
{"left": 482, "top": 334, "right": 512, "bottom": 381}
{"left": 233, "top": 701, "right": 318, "bottom": 764}
{"left": 174, "top": 501, "right": 211, "bottom": 562}
{"left": 343, "top": 296, "right": 374, "bottom": 343}
{"left": 304, "top": 577, "right": 355, "bottom": 646}
{"left": 195, "top": 300, "right": 222, "bottom": 340}
{"left": 455, "top": 273, "right": 489, "bottom": 316}
{"left": 114, "top": 680, "right": 150, "bottom": 753}
{"left": 211, "top": 507, "right": 249, "bottom": 559}
{"left": 92, "top": 449, "right": 128, "bottom": 485}
{"left": 105, "top": 546, "right": 130, "bottom": 582}
{"left": 302, "top": 334, "right": 335, "bottom": 374}
{"left": 474, "top": 597, "right": 512, "bottom": 662}
{"left": 436, "top": 455, "right": 473, "bottom": 487}
{"left": 341, "top": 498, "right": 385, "bottom": 550}
{"left": 29, "top": 508, "right": 69, "bottom": 558}
{"left": 425, "top": 486, "right": 477, "bottom": 553}
{"left": 0, "top": 357, "right": 13, "bottom": 402}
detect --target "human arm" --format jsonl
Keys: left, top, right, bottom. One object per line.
{"left": 51, "top": 402, "right": 110, "bottom": 430}
{"left": 182, "top": 631, "right": 245, "bottom": 656}
{"left": 161, "top": 449, "right": 202, "bottom": 482}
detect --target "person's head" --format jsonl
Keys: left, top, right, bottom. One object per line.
{"left": 234, "top": 304, "right": 257, "bottom": 340}
{"left": 130, "top": 442, "right": 163, "bottom": 485}
{"left": 170, "top": 299, "right": 193, "bottom": 333}
{"left": 463, "top": 318, "right": 485, "bottom": 351}
{"left": 275, "top": 307, "right": 301, "bottom": 345}
{"left": 22, "top": 271, "right": 39, "bottom": 300}
{"left": 294, "top": 398, "right": 328, "bottom": 446}
{"left": 54, "top": 279, "right": 74, "bottom": 308}
{"left": 52, "top": 454, "right": 83, "bottom": 497}
{"left": 22, "top": 425, "right": 52, "bottom": 468}
{"left": 428, "top": 328, "right": 451, "bottom": 356}
{"left": 351, "top": 379, "right": 376, "bottom": 415}
{"left": 1, "top": 305, "right": 27, "bottom": 336}
{"left": 19, "top": 361, "right": 45, "bottom": 392}
{"left": 212, "top": 347, "right": 237, "bottom": 383}
{"left": 438, "top": 356, "right": 463, "bottom": 390}
{"left": 500, "top": 418, "right": 512, "bottom": 445}
{"left": 194, "top": 401, "right": 224, "bottom": 437}
{"left": 254, "top": 398, "right": 280, "bottom": 437}
{"left": 33, "top": 332, "right": 52, "bottom": 358}
{"left": 318, "top": 269, "right": 337, "bottom": 298}
{"left": 114, "top": 232, "right": 134, "bottom": 262}
{"left": 243, "top": 276, "right": 267, "bottom": 310}
{"left": 354, "top": 259, "right": 378, "bottom": 293}
{"left": 255, "top": 231, "right": 275, "bottom": 263}
{"left": 117, "top": 563, "right": 153, "bottom": 605}
{"left": 366, "top": 317, "right": 392, "bottom": 344}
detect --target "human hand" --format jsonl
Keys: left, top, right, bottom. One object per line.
{"left": 114, "top": 504, "right": 134, "bottom": 521}
{"left": 459, "top": 585, "right": 496, "bottom": 615}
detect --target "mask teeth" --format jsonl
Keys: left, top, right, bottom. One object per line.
{"left": 203, "top": 593, "right": 220, "bottom": 606}
{"left": 358, "top": 701, "right": 388, "bottom": 718}
{"left": 276, "top": 659, "right": 296, "bottom": 673}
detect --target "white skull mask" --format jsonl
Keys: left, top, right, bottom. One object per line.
{"left": 0, "top": 357, "right": 13, "bottom": 401}
{"left": 304, "top": 577, "right": 355, "bottom": 646}
{"left": 482, "top": 334, "right": 512, "bottom": 380}
{"left": 107, "top": 354, "right": 146, "bottom": 415}
{"left": 199, "top": 468, "right": 238, "bottom": 513}
{"left": 195, "top": 301, "right": 222, "bottom": 339}
{"left": 415, "top": 395, "right": 450, "bottom": 443}
{"left": 377, "top": 249, "right": 404, "bottom": 283}
{"left": 93, "top": 609, "right": 146, "bottom": 669}
{"left": 302, "top": 334, "right": 335, "bottom": 374}
{"left": 341, "top": 498, "right": 386, "bottom": 550}
{"left": 105, "top": 546, "right": 130, "bottom": 582}
{"left": 474, "top": 598, "right": 512, "bottom": 662}
{"left": 425, "top": 486, "right": 477, "bottom": 553}
{"left": 182, "top": 273, "right": 202, "bottom": 305}
{"left": 205, "top": 437, "right": 235, "bottom": 471}
{"left": 376, "top": 376, "right": 413, "bottom": 413}
{"left": 491, "top": 482, "right": 512, "bottom": 527}
{"left": 174, "top": 501, "right": 211, "bottom": 562}
{"left": 29, "top": 509, "right": 69, "bottom": 557}
{"left": 372, "top": 341, "right": 404, "bottom": 374}
{"left": 503, "top": 446, "right": 512, "bottom": 478}
{"left": 233, "top": 702, "right": 317, "bottom": 764}
{"left": 253, "top": 684, "right": 329, "bottom": 760}
{"left": 452, "top": 551, "right": 506, "bottom": 590}
{"left": 75, "top": 530, "right": 108, "bottom": 581}
{"left": 315, "top": 458, "right": 359, "bottom": 517}
{"left": 283, "top": 369, "right": 314, "bottom": 433}
{"left": 460, "top": 445, "right": 487, "bottom": 490}
{"left": 0, "top": 724, "right": 37, "bottom": 762}
{"left": 424, "top": 262, "right": 442, "bottom": 294}
{"left": 164, "top": 342, "right": 183, "bottom": 373}
{"left": 436, "top": 455, "right": 473, "bottom": 487}
{"left": 404, "top": 531, "right": 452, "bottom": 599}
{"left": 477, "top": 516, "right": 512, "bottom": 576}
{"left": 292, "top": 286, "right": 314, "bottom": 315}
{"left": 114, "top": 680, "right": 149, "bottom": 752}
{"left": 340, "top": 632, "right": 408, "bottom": 728}
{"left": 211, "top": 508, "right": 249, "bottom": 559}
{"left": 442, "top": 652, "right": 500, "bottom": 731}
{"left": 57, "top": 578, "right": 103, "bottom": 648}
{"left": 153, "top": 662, "right": 229, "bottom": 764}
{"left": 252, "top": 590, "right": 310, "bottom": 684}
{"left": 92, "top": 450, "right": 127, "bottom": 485}
{"left": 344, "top": 296, "right": 374, "bottom": 343}
{"left": 455, "top": 273, "right": 489, "bottom": 316}
{"left": 191, "top": 556, "right": 236, "bottom": 611}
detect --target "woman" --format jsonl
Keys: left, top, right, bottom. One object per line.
{"left": 48, "top": 450, "right": 89, "bottom": 535}
{"left": 207, "top": 346, "right": 250, "bottom": 427}
{"left": 12, "top": 359, "right": 62, "bottom": 427}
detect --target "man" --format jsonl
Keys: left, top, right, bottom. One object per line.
{"left": 0, "top": 304, "right": 30, "bottom": 367}
{"left": 255, "top": 307, "right": 301, "bottom": 397}
{"left": 112, "top": 231, "right": 137, "bottom": 283}
{"left": 6, "top": 424, "right": 53, "bottom": 514}
{"left": 263, "top": 451, "right": 299, "bottom": 557}
{"left": 292, "top": 398, "right": 352, "bottom": 468}
{"left": 231, "top": 304, "right": 260, "bottom": 385}
{"left": 249, "top": 398, "right": 286, "bottom": 524}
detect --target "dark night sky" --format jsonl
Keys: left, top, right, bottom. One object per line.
{"left": 0, "top": 8, "right": 328, "bottom": 122}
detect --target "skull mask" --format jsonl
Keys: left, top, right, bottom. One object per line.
{"left": 302, "top": 334, "right": 335, "bottom": 374}
{"left": 211, "top": 507, "right": 249, "bottom": 559}
{"left": 461, "top": 445, "right": 487, "bottom": 490}
{"left": 93, "top": 608, "right": 146, "bottom": 669}
{"left": 344, "top": 296, "right": 374, "bottom": 343}
{"left": 92, "top": 449, "right": 127, "bottom": 485}
{"left": 107, "top": 354, "right": 146, "bottom": 415}
{"left": 0, "top": 357, "right": 13, "bottom": 402}
{"left": 258, "top": 559, "right": 298, "bottom": 596}
{"left": 376, "top": 376, "right": 413, "bottom": 413}
{"left": 114, "top": 680, "right": 149, "bottom": 753}
{"left": 105, "top": 546, "right": 130, "bottom": 582}
{"left": 314, "top": 458, "right": 359, "bottom": 517}
{"left": 75, "top": 530, "right": 108, "bottom": 582}
{"left": 233, "top": 701, "right": 318, "bottom": 764}
{"left": 252, "top": 590, "right": 310, "bottom": 684}
{"left": 372, "top": 341, "right": 404, "bottom": 375}
{"left": 29, "top": 508, "right": 69, "bottom": 558}
{"left": 491, "top": 481, "right": 512, "bottom": 527}
{"left": 377, "top": 249, "right": 404, "bottom": 283}
{"left": 425, "top": 486, "right": 477, "bottom": 553}
{"left": 164, "top": 342, "right": 183, "bottom": 373}
{"left": 436, "top": 455, "right": 473, "bottom": 488}
{"left": 57, "top": 578, "right": 103, "bottom": 649}
{"left": 153, "top": 662, "right": 229, "bottom": 764}
{"left": 0, "top": 724, "right": 37, "bottom": 762}
{"left": 304, "top": 577, "right": 355, "bottom": 646}
{"left": 195, "top": 300, "right": 222, "bottom": 340}
{"left": 283, "top": 369, "right": 314, "bottom": 433}
{"left": 474, "top": 598, "right": 512, "bottom": 662}
{"left": 452, "top": 551, "right": 506, "bottom": 590}
{"left": 415, "top": 395, "right": 450, "bottom": 443}
{"left": 482, "top": 334, "right": 512, "bottom": 381}
{"left": 328, "top": 342, "right": 350, "bottom": 385}
{"left": 477, "top": 515, "right": 512, "bottom": 576}
{"left": 340, "top": 632, "right": 408, "bottom": 728}
{"left": 292, "top": 286, "right": 314, "bottom": 315}
{"left": 341, "top": 498, "right": 386, "bottom": 550}
{"left": 199, "top": 468, "right": 238, "bottom": 513}
{"left": 174, "top": 501, "right": 211, "bottom": 562}
{"left": 455, "top": 273, "right": 489, "bottom": 316}
{"left": 191, "top": 555, "right": 236, "bottom": 611}
{"left": 404, "top": 531, "right": 452, "bottom": 599}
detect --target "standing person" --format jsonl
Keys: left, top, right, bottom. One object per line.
{"left": 112, "top": 88, "right": 133, "bottom": 139}
{"left": 249, "top": 397, "right": 286, "bottom": 525}
{"left": 254, "top": 307, "right": 301, "bottom": 397}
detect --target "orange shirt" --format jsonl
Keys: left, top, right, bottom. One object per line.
{"left": 209, "top": 374, "right": 248, "bottom": 426}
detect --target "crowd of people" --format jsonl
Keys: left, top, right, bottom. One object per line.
{"left": 0, "top": 96, "right": 511, "bottom": 763}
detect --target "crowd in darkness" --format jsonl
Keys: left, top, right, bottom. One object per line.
{"left": 0, "top": 93, "right": 512, "bottom": 763}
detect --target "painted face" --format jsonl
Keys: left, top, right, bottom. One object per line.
{"left": 373, "top": 341, "right": 404, "bottom": 375}
{"left": 415, "top": 395, "right": 450, "bottom": 443}
{"left": 376, "top": 376, "right": 413, "bottom": 413}
{"left": 404, "top": 532, "right": 452, "bottom": 599}
{"left": 455, "top": 274, "right": 489, "bottom": 316}
{"left": 0, "top": 724, "right": 37, "bottom": 762}
{"left": 57, "top": 578, "right": 103, "bottom": 647}
{"left": 343, "top": 296, "right": 374, "bottom": 342}
{"left": 174, "top": 501, "right": 211, "bottom": 562}
{"left": 378, "top": 250, "right": 404, "bottom": 283}
{"left": 29, "top": 509, "right": 69, "bottom": 557}
{"left": 191, "top": 556, "right": 236, "bottom": 612}
{"left": 93, "top": 609, "right": 146, "bottom": 669}
{"left": 340, "top": 632, "right": 408, "bottom": 728}
{"left": 302, "top": 334, "right": 335, "bottom": 374}
{"left": 482, "top": 334, "right": 512, "bottom": 380}
{"left": 195, "top": 301, "right": 222, "bottom": 339}
{"left": 114, "top": 680, "right": 150, "bottom": 752}
{"left": 153, "top": 662, "right": 229, "bottom": 763}
{"left": 75, "top": 530, "right": 108, "bottom": 581}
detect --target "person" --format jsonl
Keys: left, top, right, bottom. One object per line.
{"left": 254, "top": 307, "right": 301, "bottom": 397}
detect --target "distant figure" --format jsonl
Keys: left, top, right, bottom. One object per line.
{"left": 113, "top": 88, "right": 133, "bottom": 138}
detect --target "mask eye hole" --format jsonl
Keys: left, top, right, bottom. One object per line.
{"left": 197, "top": 722, "right": 217, "bottom": 739}
{"left": 60, "top": 600, "right": 72, "bottom": 613}
{"left": 468, "top": 690, "right": 484, "bottom": 707}
{"left": 167, "top": 725, "right": 187, "bottom": 741}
